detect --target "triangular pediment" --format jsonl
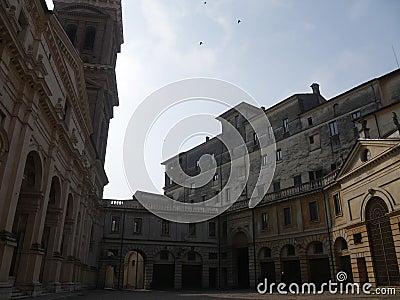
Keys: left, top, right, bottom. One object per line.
{"left": 337, "top": 139, "right": 400, "bottom": 179}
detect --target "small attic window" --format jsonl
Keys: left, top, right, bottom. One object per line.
{"left": 361, "top": 149, "right": 371, "bottom": 162}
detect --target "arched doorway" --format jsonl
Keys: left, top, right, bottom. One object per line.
{"left": 233, "top": 232, "right": 249, "bottom": 288}
{"left": 366, "top": 197, "right": 400, "bottom": 286}
{"left": 259, "top": 247, "right": 276, "bottom": 284}
{"left": 181, "top": 251, "right": 202, "bottom": 289}
{"left": 306, "top": 241, "right": 330, "bottom": 287}
{"left": 10, "top": 151, "right": 42, "bottom": 285}
{"left": 280, "top": 244, "right": 301, "bottom": 285}
{"left": 123, "top": 250, "right": 145, "bottom": 289}
{"left": 334, "top": 237, "right": 353, "bottom": 283}
{"left": 152, "top": 250, "right": 174, "bottom": 289}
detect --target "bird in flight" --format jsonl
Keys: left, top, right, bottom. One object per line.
{"left": 199, "top": 41, "right": 203, "bottom": 45}
{"left": 204, "top": 1, "right": 206, "bottom": 4}
{"left": 237, "top": 19, "right": 241, "bottom": 24}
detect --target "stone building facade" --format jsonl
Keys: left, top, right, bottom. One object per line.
{"left": 0, "top": 0, "right": 122, "bottom": 299}
{"left": 101, "top": 69, "right": 400, "bottom": 290}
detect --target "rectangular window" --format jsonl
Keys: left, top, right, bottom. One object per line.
{"left": 225, "top": 188, "right": 230, "bottom": 202}
{"left": 308, "top": 117, "right": 313, "bottom": 126}
{"left": 333, "top": 193, "right": 342, "bottom": 216}
{"left": 189, "top": 223, "right": 196, "bottom": 236}
{"left": 351, "top": 111, "right": 361, "bottom": 120}
{"left": 294, "top": 175, "right": 302, "bottom": 186}
{"left": 161, "top": 219, "right": 169, "bottom": 236}
{"left": 111, "top": 216, "right": 120, "bottom": 233}
{"left": 276, "top": 149, "right": 282, "bottom": 161}
{"left": 353, "top": 233, "right": 362, "bottom": 244}
{"left": 329, "top": 121, "right": 339, "bottom": 136}
{"left": 315, "top": 169, "right": 323, "bottom": 179}
{"left": 253, "top": 132, "right": 259, "bottom": 145}
{"left": 283, "top": 118, "right": 289, "bottom": 133}
{"left": 209, "top": 252, "right": 218, "bottom": 260}
{"left": 262, "top": 155, "right": 268, "bottom": 166}
{"left": 309, "top": 201, "right": 318, "bottom": 221}
{"left": 309, "top": 171, "right": 315, "bottom": 182}
{"left": 261, "top": 213, "right": 269, "bottom": 230}
{"left": 235, "top": 115, "right": 240, "bottom": 128}
{"left": 273, "top": 181, "right": 281, "bottom": 192}
{"left": 309, "top": 136, "right": 314, "bottom": 144}
{"left": 268, "top": 126, "right": 274, "bottom": 139}
{"left": 190, "top": 183, "right": 195, "bottom": 194}
{"left": 222, "top": 220, "right": 227, "bottom": 238}
{"left": 133, "top": 218, "right": 142, "bottom": 234}
{"left": 283, "top": 207, "right": 292, "bottom": 226}
{"left": 213, "top": 173, "right": 219, "bottom": 181}
{"left": 208, "top": 221, "right": 216, "bottom": 237}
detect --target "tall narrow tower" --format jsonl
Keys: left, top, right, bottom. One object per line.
{"left": 53, "top": 0, "right": 123, "bottom": 164}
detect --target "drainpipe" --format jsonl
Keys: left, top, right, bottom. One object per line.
{"left": 322, "top": 189, "right": 335, "bottom": 280}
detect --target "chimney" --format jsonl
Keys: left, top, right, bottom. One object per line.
{"left": 206, "top": 136, "right": 210, "bottom": 142}
{"left": 310, "top": 83, "right": 320, "bottom": 95}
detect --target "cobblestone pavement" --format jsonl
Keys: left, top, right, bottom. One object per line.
{"left": 36, "top": 289, "right": 399, "bottom": 300}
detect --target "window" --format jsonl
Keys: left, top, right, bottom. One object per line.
{"left": 361, "top": 149, "right": 371, "bottom": 162}
{"left": 276, "top": 149, "right": 282, "bottom": 161}
{"left": 160, "top": 250, "right": 169, "bottom": 260}
{"left": 161, "top": 219, "right": 169, "bottom": 236}
{"left": 208, "top": 221, "right": 216, "bottom": 237}
{"left": 209, "top": 252, "right": 218, "bottom": 260}
{"left": 222, "top": 220, "right": 227, "bottom": 238}
{"left": 83, "top": 26, "right": 96, "bottom": 50}
{"left": 264, "top": 248, "right": 272, "bottom": 258}
{"left": 351, "top": 111, "right": 361, "bottom": 120}
{"left": 309, "top": 201, "right": 318, "bottom": 221}
{"left": 329, "top": 121, "right": 339, "bottom": 136}
{"left": 309, "top": 136, "right": 314, "bottom": 144}
{"left": 234, "top": 115, "right": 240, "bottom": 128}
{"left": 65, "top": 24, "right": 77, "bottom": 45}
{"left": 333, "top": 103, "right": 339, "bottom": 116}
{"left": 133, "top": 218, "right": 142, "bottom": 234}
{"left": 190, "top": 183, "right": 195, "bottom": 194}
{"left": 111, "top": 216, "right": 120, "bottom": 233}
{"left": 273, "top": 181, "right": 281, "bottom": 192}
{"left": 253, "top": 132, "right": 259, "bottom": 146}
{"left": 213, "top": 173, "right": 219, "bottom": 181}
{"left": 333, "top": 194, "right": 342, "bottom": 216}
{"left": 353, "top": 233, "right": 362, "bottom": 244}
{"left": 261, "top": 213, "right": 269, "bottom": 230}
{"left": 283, "top": 207, "right": 292, "bottom": 226}
{"left": 283, "top": 118, "right": 289, "bottom": 133}
{"left": 268, "top": 126, "right": 274, "bottom": 139}
{"left": 189, "top": 223, "right": 196, "bottom": 236}
{"left": 309, "top": 171, "right": 315, "bottom": 182}
{"left": 315, "top": 169, "right": 323, "bottom": 179}
{"left": 188, "top": 252, "right": 196, "bottom": 260}
{"left": 262, "top": 155, "right": 268, "bottom": 166}
{"left": 294, "top": 175, "right": 302, "bottom": 186}
{"left": 225, "top": 188, "right": 230, "bottom": 202}
{"left": 331, "top": 163, "right": 337, "bottom": 171}
{"left": 202, "top": 195, "right": 207, "bottom": 202}
{"left": 314, "top": 242, "right": 323, "bottom": 254}
{"left": 308, "top": 117, "right": 313, "bottom": 126}
{"left": 287, "top": 245, "right": 295, "bottom": 256}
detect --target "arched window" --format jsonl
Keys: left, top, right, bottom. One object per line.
{"left": 83, "top": 26, "right": 96, "bottom": 50}
{"left": 65, "top": 24, "right": 77, "bottom": 45}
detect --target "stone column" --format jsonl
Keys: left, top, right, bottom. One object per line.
{"left": 174, "top": 260, "right": 182, "bottom": 289}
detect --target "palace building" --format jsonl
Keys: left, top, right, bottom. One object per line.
{"left": 101, "top": 69, "right": 400, "bottom": 290}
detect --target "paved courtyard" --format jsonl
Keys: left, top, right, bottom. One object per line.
{"left": 35, "top": 289, "right": 399, "bottom": 300}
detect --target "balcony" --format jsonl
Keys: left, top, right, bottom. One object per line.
{"left": 227, "top": 170, "right": 338, "bottom": 212}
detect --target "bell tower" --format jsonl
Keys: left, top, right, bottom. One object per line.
{"left": 53, "top": 0, "right": 123, "bottom": 164}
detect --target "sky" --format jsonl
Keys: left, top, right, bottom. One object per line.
{"left": 45, "top": 0, "right": 400, "bottom": 199}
